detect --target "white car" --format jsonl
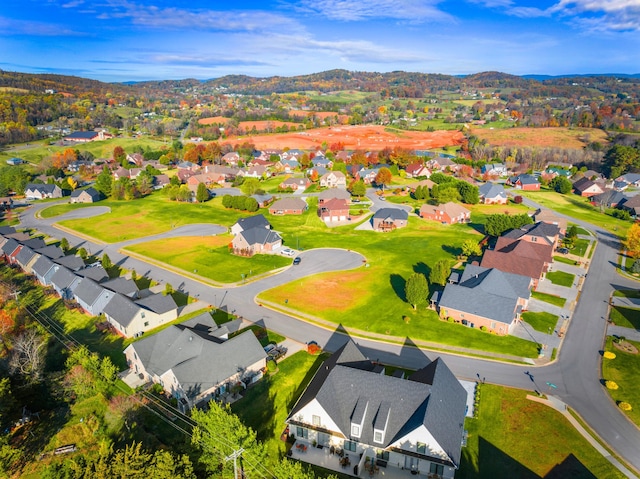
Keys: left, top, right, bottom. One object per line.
{"left": 281, "top": 248, "right": 296, "bottom": 257}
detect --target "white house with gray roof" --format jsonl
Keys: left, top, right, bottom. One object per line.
{"left": 103, "top": 292, "right": 178, "bottom": 338}
{"left": 50, "top": 266, "right": 81, "bottom": 300}
{"left": 478, "top": 182, "right": 508, "bottom": 205}
{"left": 73, "top": 278, "right": 113, "bottom": 316}
{"left": 287, "top": 340, "right": 466, "bottom": 479}
{"left": 32, "top": 256, "right": 58, "bottom": 286}
{"left": 123, "top": 312, "right": 266, "bottom": 411}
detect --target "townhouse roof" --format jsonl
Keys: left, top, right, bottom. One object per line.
{"left": 102, "top": 277, "right": 139, "bottom": 296}
{"left": 136, "top": 293, "right": 177, "bottom": 315}
{"left": 50, "top": 266, "right": 78, "bottom": 290}
{"left": 34, "top": 244, "right": 65, "bottom": 259}
{"left": 74, "top": 277, "right": 109, "bottom": 306}
{"left": 75, "top": 265, "right": 109, "bottom": 283}
{"left": 31, "top": 255, "right": 55, "bottom": 277}
{"left": 53, "top": 254, "right": 86, "bottom": 271}
{"left": 103, "top": 293, "right": 141, "bottom": 327}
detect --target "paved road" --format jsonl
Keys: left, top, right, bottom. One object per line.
{"left": 19, "top": 199, "right": 640, "bottom": 474}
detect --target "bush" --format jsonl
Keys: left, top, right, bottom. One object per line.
{"left": 403, "top": 315, "right": 410, "bottom": 324}
{"left": 605, "top": 380, "right": 619, "bottom": 390}
{"left": 603, "top": 351, "right": 616, "bottom": 359}
{"left": 631, "top": 259, "right": 640, "bottom": 274}
{"left": 480, "top": 325, "right": 487, "bottom": 331}
{"left": 447, "top": 317, "right": 454, "bottom": 323}
{"left": 618, "top": 401, "right": 632, "bottom": 411}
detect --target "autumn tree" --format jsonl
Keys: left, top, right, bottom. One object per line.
{"left": 113, "top": 145, "right": 126, "bottom": 163}
{"left": 349, "top": 179, "right": 366, "bottom": 197}
{"left": 9, "top": 329, "right": 47, "bottom": 383}
{"left": 461, "top": 239, "right": 482, "bottom": 258}
{"left": 65, "top": 346, "right": 118, "bottom": 399}
{"left": 624, "top": 223, "right": 640, "bottom": 258}
{"left": 405, "top": 273, "right": 429, "bottom": 310}
{"left": 429, "top": 260, "right": 451, "bottom": 287}
{"left": 375, "top": 167, "right": 392, "bottom": 189}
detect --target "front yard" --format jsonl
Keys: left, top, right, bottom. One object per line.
{"left": 521, "top": 311, "right": 559, "bottom": 334}
{"left": 531, "top": 291, "right": 566, "bottom": 308}
{"left": 546, "top": 271, "right": 575, "bottom": 287}
{"left": 609, "top": 306, "right": 640, "bottom": 330}
{"left": 602, "top": 337, "right": 640, "bottom": 427}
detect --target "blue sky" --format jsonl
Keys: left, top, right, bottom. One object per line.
{"left": 0, "top": 0, "right": 639, "bottom": 82}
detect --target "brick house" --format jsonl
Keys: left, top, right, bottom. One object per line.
{"left": 419, "top": 202, "right": 470, "bottom": 225}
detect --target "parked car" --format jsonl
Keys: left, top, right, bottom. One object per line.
{"left": 264, "top": 343, "right": 276, "bottom": 354}
{"left": 268, "top": 345, "right": 288, "bottom": 361}
{"left": 280, "top": 248, "right": 296, "bottom": 257}
{"left": 293, "top": 257, "right": 301, "bottom": 265}
{"left": 557, "top": 247, "right": 570, "bottom": 254}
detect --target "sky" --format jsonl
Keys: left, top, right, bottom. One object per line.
{"left": 0, "top": 0, "right": 639, "bottom": 82}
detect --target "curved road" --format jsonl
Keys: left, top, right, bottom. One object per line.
{"left": 19, "top": 200, "right": 640, "bottom": 474}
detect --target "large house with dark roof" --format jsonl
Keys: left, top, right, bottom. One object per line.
{"left": 436, "top": 265, "right": 532, "bottom": 335}
{"left": 64, "top": 130, "right": 113, "bottom": 142}
{"left": 502, "top": 222, "right": 561, "bottom": 249}
{"left": 372, "top": 208, "right": 409, "bottom": 232}
{"left": 230, "top": 214, "right": 271, "bottom": 236}
{"left": 478, "top": 183, "right": 508, "bottom": 205}
{"left": 507, "top": 174, "right": 540, "bottom": 191}
{"left": 286, "top": 339, "right": 466, "bottom": 479}
{"left": 231, "top": 227, "right": 283, "bottom": 256}
{"left": 103, "top": 292, "right": 178, "bottom": 338}
{"left": 124, "top": 312, "right": 266, "bottom": 411}
{"left": 480, "top": 237, "right": 553, "bottom": 288}
{"left": 24, "top": 184, "right": 63, "bottom": 200}
{"left": 70, "top": 187, "right": 101, "bottom": 204}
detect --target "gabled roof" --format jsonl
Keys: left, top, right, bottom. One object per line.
{"left": 0, "top": 226, "right": 16, "bottom": 235}
{"left": 234, "top": 214, "right": 270, "bottom": 232}
{"left": 373, "top": 207, "right": 408, "bottom": 221}
{"left": 239, "top": 227, "right": 282, "bottom": 246}
{"left": 128, "top": 321, "right": 266, "bottom": 400}
{"left": 288, "top": 340, "right": 466, "bottom": 467}
{"left": 320, "top": 198, "right": 349, "bottom": 211}
{"left": 502, "top": 222, "right": 560, "bottom": 245}
{"left": 1, "top": 238, "right": 20, "bottom": 256}
{"left": 74, "top": 277, "right": 109, "bottom": 306}
{"left": 65, "top": 131, "right": 98, "bottom": 140}
{"left": 573, "top": 177, "right": 600, "bottom": 193}
{"left": 50, "top": 266, "right": 78, "bottom": 290}
{"left": 102, "top": 277, "right": 139, "bottom": 296}
{"left": 70, "top": 187, "right": 101, "bottom": 200}
{"left": 32, "top": 255, "right": 55, "bottom": 277}
{"left": 420, "top": 202, "right": 470, "bottom": 218}
{"left": 318, "top": 188, "right": 351, "bottom": 201}
{"left": 439, "top": 265, "right": 531, "bottom": 325}
{"left": 54, "top": 254, "right": 85, "bottom": 271}
{"left": 618, "top": 173, "right": 640, "bottom": 184}
{"left": 15, "top": 245, "right": 37, "bottom": 267}
{"left": 511, "top": 174, "right": 539, "bottom": 185}
{"left": 136, "top": 293, "right": 177, "bottom": 314}
{"left": 591, "top": 189, "right": 627, "bottom": 207}
{"left": 35, "top": 244, "right": 65, "bottom": 259}
{"left": 270, "top": 197, "right": 307, "bottom": 211}
{"left": 481, "top": 239, "right": 552, "bottom": 280}
{"left": 22, "top": 238, "right": 46, "bottom": 250}
{"left": 25, "top": 183, "right": 60, "bottom": 194}
{"left": 76, "top": 265, "right": 109, "bottom": 283}
{"left": 103, "top": 293, "right": 141, "bottom": 327}
{"left": 478, "top": 182, "right": 507, "bottom": 199}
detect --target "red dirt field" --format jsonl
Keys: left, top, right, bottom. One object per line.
{"left": 224, "top": 125, "right": 464, "bottom": 151}
{"left": 197, "top": 116, "right": 229, "bottom": 125}
{"left": 238, "top": 120, "right": 300, "bottom": 130}
{"left": 289, "top": 110, "right": 349, "bottom": 122}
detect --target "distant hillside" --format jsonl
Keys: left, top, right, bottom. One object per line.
{"left": 0, "top": 70, "right": 133, "bottom": 96}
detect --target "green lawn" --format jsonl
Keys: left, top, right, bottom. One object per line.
{"left": 517, "top": 189, "right": 631, "bottom": 237}
{"left": 571, "top": 238, "right": 590, "bottom": 257}
{"left": 546, "top": 271, "right": 575, "bottom": 287}
{"left": 602, "top": 337, "right": 640, "bottom": 427}
{"left": 459, "top": 384, "right": 626, "bottom": 479}
{"left": 521, "top": 311, "right": 559, "bottom": 334}
{"left": 125, "top": 235, "right": 291, "bottom": 284}
{"left": 609, "top": 306, "right": 640, "bottom": 329}
{"left": 232, "top": 351, "right": 326, "bottom": 460}
{"left": 553, "top": 255, "right": 579, "bottom": 266}
{"left": 531, "top": 291, "right": 566, "bottom": 308}
{"left": 613, "top": 289, "right": 640, "bottom": 299}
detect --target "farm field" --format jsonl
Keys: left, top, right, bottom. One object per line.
{"left": 197, "top": 116, "right": 230, "bottom": 125}
{"left": 223, "top": 125, "right": 465, "bottom": 151}
{"left": 470, "top": 126, "right": 609, "bottom": 149}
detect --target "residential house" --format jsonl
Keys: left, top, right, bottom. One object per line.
{"left": 318, "top": 188, "right": 351, "bottom": 205}
{"left": 591, "top": 190, "right": 627, "bottom": 210}
{"left": 24, "top": 184, "right": 63, "bottom": 200}
{"left": 419, "top": 203, "right": 470, "bottom": 225}
{"left": 22, "top": 238, "right": 46, "bottom": 250}
{"left": 153, "top": 174, "right": 171, "bottom": 189}
{"left": 311, "top": 156, "right": 333, "bottom": 169}
{"left": 251, "top": 193, "right": 274, "bottom": 208}
{"left": 405, "top": 162, "right": 430, "bottom": 178}
{"left": 319, "top": 198, "right": 350, "bottom": 223}
{"left": 372, "top": 208, "right": 409, "bottom": 232}
{"left": 356, "top": 167, "right": 380, "bottom": 185}
{"left": 619, "top": 196, "right": 640, "bottom": 217}
{"left": 280, "top": 177, "right": 311, "bottom": 191}
{"left": 64, "top": 130, "right": 113, "bottom": 142}
{"left": 230, "top": 214, "right": 271, "bottom": 236}
{"left": 481, "top": 163, "right": 508, "bottom": 177}
{"left": 231, "top": 228, "right": 283, "bottom": 256}
{"left": 573, "top": 177, "right": 603, "bottom": 197}
{"left": 545, "top": 167, "right": 572, "bottom": 179}
{"left": 73, "top": 278, "right": 113, "bottom": 316}
{"left": 437, "top": 264, "right": 532, "bottom": 335}
{"left": 203, "top": 165, "right": 240, "bottom": 182}
{"left": 615, "top": 173, "right": 640, "bottom": 188}
{"left": 177, "top": 161, "right": 199, "bottom": 171}
{"left": 508, "top": 174, "right": 540, "bottom": 191}
{"left": 50, "top": 266, "right": 80, "bottom": 300}
{"left": 14, "top": 246, "right": 39, "bottom": 274}
{"left": 478, "top": 183, "right": 508, "bottom": 205}
{"left": 307, "top": 166, "right": 329, "bottom": 180}
{"left": 426, "top": 156, "right": 456, "bottom": 171}
{"left": 34, "top": 245, "right": 65, "bottom": 260}
{"left": 502, "top": 222, "right": 561, "bottom": 249}
{"left": 532, "top": 209, "right": 567, "bottom": 235}
{"left": 319, "top": 171, "right": 347, "bottom": 188}
{"left": 269, "top": 198, "right": 308, "bottom": 215}
{"left": 32, "top": 256, "right": 58, "bottom": 286}
{"left": 70, "top": 187, "right": 101, "bottom": 204}
{"left": 335, "top": 151, "right": 351, "bottom": 162}
{"left": 54, "top": 254, "right": 86, "bottom": 272}
{"left": 243, "top": 165, "right": 267, "bottom": 178}
{"left": 480, "top": 237, "right": 553, "bottom": 288}
{"left": 221, "top": 152, "right": 240, "bottom": 166}
{"left": 103, "top": 292, "right": 178, "bottom": 338}
{"left": 102, "top": 277, "right": 139, "bottom": 298}
{"left": 286, "top": 339, "right": 466, "bottom": 479}
{"left": 279, "top": 159, "right": 300, "bottom": 173}
{"left": 187, "top": 173, "right": 224, "bottom": 192}
{"left": 123, "top": 313, "right": 266, "bottom": 411}
{"left": 76, "top": 264, "right": 109, "bottom": 283}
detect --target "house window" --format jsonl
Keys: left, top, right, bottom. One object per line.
{"left": 417, "top": 442, "right": 426, "bottom": 454}
{"left": 490, "top": 322, "right": 496, "bottom": 329}
{"left": 374, "top": 430, "right": 383, "bottom": 443}
{"left": 141, "top": 312, "right": 145, "bottom": 318}
{"left": 344, "top": 440, "right": 357, "bottom": 452}
{"left": 312, "top": 415, "right": 321, "bottom": 426}
{"left": 296, "top": 427, "right": 308, "bottom": 439}
{"left": 430, "top": 463, "right": 444, "bottom": 475}
{"left": 144, "top": 321, "right": 149, "bottom": 327}
{"left": 376, "top": 450, "right": 389, "bottom": 461}
{"left": 351, "top": 424, "right": 361, "bottom": 437}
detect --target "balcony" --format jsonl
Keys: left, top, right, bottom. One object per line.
{"left": 288, "top": 440, "right": 441, "bottom": 479}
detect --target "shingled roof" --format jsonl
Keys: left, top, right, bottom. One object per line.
{"left": 288, "top": 340, "right": 466, "bottom": 468}
{"left": 239, "top": 227, "right": 282, "bottom": 247}
{"left": 481, "top": 238, "right": 552, "bottom": 280}
{"left": 234, "top": 214, "right": 270, "bottom": 232}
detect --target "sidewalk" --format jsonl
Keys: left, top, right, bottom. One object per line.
{"left": 527, "top": 395, "right": 638, "bottom": 478}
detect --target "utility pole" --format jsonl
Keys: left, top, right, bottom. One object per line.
{"left": 224, "top": 448, "right": 245, "bottom": 479}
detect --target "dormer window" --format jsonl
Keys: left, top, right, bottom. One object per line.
{"left": 351, "top": 424, "right": 361, "bottom": 438}
{"left": 350, "top": 397, "right": 368, "bottom": 440}
{"left": 373, "top": 430, "right": 383, "bottom": 443}
{"left": 373, "top": 401, "right": 390, "bottom": 445}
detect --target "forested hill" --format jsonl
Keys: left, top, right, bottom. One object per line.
{"left": 0, "top": 70, "right": 133, "bottom": 96}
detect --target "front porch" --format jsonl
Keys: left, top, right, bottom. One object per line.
{"left": 288, "top": 440, "right": 441, "bottom": 479}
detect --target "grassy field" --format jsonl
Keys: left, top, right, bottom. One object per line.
{"left": 125, "top": 235, "right": 291, "bottom": 283}
{"left": 554, "top": 255, "right": 579, "bottom": 266}
{"left": 517, "top": 189, "right": 631, "bottom": 236}
{"left": 531, "top": 290, "right": 566, "bottom": 307}
{"left": 572, "top": 238, "right": 591, "bottom": 257}
{"left": 602, "top": 337, "right": 640, "bottom": 427}
{"left": 521, "top": 311, "right": 559, "bottom": 333}
{"left": 469, "top": 126, "right": 609, "bottom": 149}
{"left": 546, "top": 271, "right": 575, "bottom": 287}
{"left": 613, "top": 289, "right": 640, "bottom": 299}
{"left": 459, "top": 384, "right": 626, "bottom": 479}
{"left": 609, "top": 306, "right": 640, "bottom": 330}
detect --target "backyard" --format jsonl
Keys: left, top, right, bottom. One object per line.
{"left": 546, "top": 271, "right": 575, "bottom": 287}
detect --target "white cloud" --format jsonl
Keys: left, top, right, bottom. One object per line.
{"left": 295, "top": 0, "right": 453, "bottom": 22}
{"left": 0, "top": 16, "right": 85, "bottom": 36}
{"left": 466, "top": 0, "right": 514, "bottom": 7}
{"left": 551, "top": 0, "right": 640, "bottom": 31}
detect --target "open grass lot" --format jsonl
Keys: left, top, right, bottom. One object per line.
{"left": 531, "top": 290, "right": 566, "bottom": 307}
{"left": 602, "top": 337, "right": 640, "bottom": 427}
{"left": 125, "top": 235, "right": 291, "bottom": 283}
{"left": 572, "top": 238, "right": 591, "bottom": 257}
{"left": 609, "top": 306, "right": 640, "bottom": 330}
{"left": 232, "top": 350, "right": 326, "bottom": 460}
{"left": 469, "top": 126, "right": 609, "bottom": 149}
{"left": 517, "top": 189, "right": 630, "bottom": 237}
{"left": 521, "top": 311, "right": 558, "bottom": 333}
{"left": 0, "top": 137, "right": 169, "bottom": 166}
{"left": 459, "top": 384, "right": 625, "bottom": 479}
{"left": 546, "top": 271, "right": 575, "bottom": 287}
{"left": 554, "top": 255, "right": 579, "bottom": 266}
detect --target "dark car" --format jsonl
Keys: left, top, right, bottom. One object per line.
{"left": 293, "top": 257, "right": 301, "bottom": 265}
{"left": 557, "top": 247, "right": 570, "bottom": 254}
